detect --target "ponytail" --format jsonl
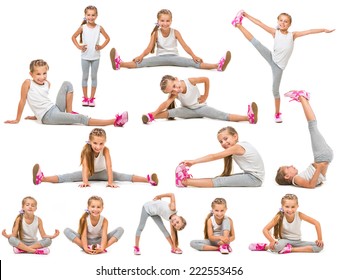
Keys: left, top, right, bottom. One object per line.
{"left": 150, "top": 24, "right": 160, "bottom": 54}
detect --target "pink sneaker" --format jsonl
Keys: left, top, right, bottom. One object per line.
{"left": 71, "top": 111, "right": 79, "bottom": 114}
{"left": 35, "top": 247, "right": 50, "bottom": 255}
{"left": 82, "top": 97, "right": 89, "bottom": 106}
{"left": 88, "top": 244, "right": 107, "bottom": 253}
{"left": 114, "top": 111, "right": 128, "bottom": 127}
{"left": 13, "top": 247, "right": 26, "bottom": 254}
{"left": 217, "top": 51, "right": 231, "bottom": 71}
{"left": 110, "top": 48, "right": 122, "bottom": 70}
{"left": 247, "top": 102, "right": 258, "bottom": 124}
{"left": 249, "top": 243, "right": 266, "bottom": 251}
{"left": 134, "top": 246, "right": 141, "bottom": 255}
{"left": 284, "top": 90, "right": 310, "bottom": 102}
{"left": 89, "top": 97, "right": 95, "bottom": 107}
{"left": 232, "top": 10, "right": 244, "bottom": 26}
{"left": 275, "top": 112, "right": 283, "bottom": 123}
{"left": 279, "top": 243, "right": 292, "bottom": 254}
{"left": 142, "top": 113, "right": 155, "bottom": 124}
{"left": 219, "top": 244, "right": 231, "bottom": 254}
{"left": 175, "top": 164, "right": 192, "bottom": 187}
{"left": 171, "top": 248, "right": 183, "bottom": 254}
{"left": 32, "top": 164, "right": 44, "bottom": 185}
{"left": 147, "top": 173, "right": 158, "bottom": 186}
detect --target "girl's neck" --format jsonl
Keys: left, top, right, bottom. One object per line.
{"left": 160, "top": 28, "right": 170, "bottom": 37}
{"left": 24, "top": 213, "right": 34, "bottom": 222}
{"left": 87, "top": 22, "right": 96, "bottom": 28}
{"left": 214, "top": 215, "right": 225, "bottom": 224}
{"left": 90, "top": 214, "right": 100, "bottom": 225}
{"left": 279, "top": 29, "right": 289, "bottom": 35}
{"left": 180, "top": 80, "right": 187, "bottom": 93}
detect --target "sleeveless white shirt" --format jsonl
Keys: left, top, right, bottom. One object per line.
{"left": 22, "top": 215, "right": 38, "bottom": 243}
{"left": 86, "top": 215, "right": 104, "bottom": 239}
{"left": 156, "top": 28, "right": 179, "bottom": 56}
{"left": 81, "top": 24, "right": 101, "bottom": 60}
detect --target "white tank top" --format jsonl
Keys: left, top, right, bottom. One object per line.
{"left": 22, "top": 215, "right": 38, "bottom": 243}
{"left": 210, "top": 215, "right": 230, "bottom": 236}
{"left": 272, "top": 30, "right": 294, "bottom": 70}
{"left": 177, "top": 79, "right": 206, "bottom": 109}
{"left": 293, "top": 164, "right": 326, "bottom": 187}
{"left": 156, "top": 28, "right": 179, "bottom": 56}
{"left": 143, "top": 200, "right": 176, "bottom": 221}
{"left": 281, "top": 211, "right": 302, "bottom": 240}
{"left": 26, "top": 80, "right": 54, "bottom": 122}
{"left": 94, "top": 149, "right": 106, "bottom": 173}
{"left": 81, "top": 24, "right": 101, "bottom": 60}
{"left": 86, "top": 215, "right": 104, "bottom": 239}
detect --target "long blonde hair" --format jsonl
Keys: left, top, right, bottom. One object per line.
{"left": 171, "top": 216, "right": 186, "bottom": 247}
{"left": 204, "top": 198, "right": 227, "bottom": 239}
{"left": 80, "top": 128, "right": 107, "bottom": 177}
{"left": 150, "top": 9, "right": 173, "bottom": 53}
{"left": 217, "top": 127, "right": 238, "bottom": 177}
{"left": 78, "top": 196, "right": 104, "bottom": 236}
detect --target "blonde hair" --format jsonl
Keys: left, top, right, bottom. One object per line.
{"left": 150, "top": 9, "right": 173, "bottom": 53}
{"left": 29, "top": 59, "right": 49, "bottom": 73}
{"left": 171, "top": 215, "right": 186, "bottom": 247}
{"left": 79, "top": 5, "right": 98, "bottom": 44}
{"left": 204, "top": 198, "right": 227, "bottom": 239}
{"left": 217, "top": 127, "right": 238, "bottom": 177}
{"left": 80, "top": 128, "right": 107, "bottom": 177}
{"left": 277, "top": 13, "right": 292, "bottom": 24}
{"left": 275, "top": 167, "right": 292, "bottom": 185}
{"left": 78, "top": 196, "right": 104, "bottom": 236}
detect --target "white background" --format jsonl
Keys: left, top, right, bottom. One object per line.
{"left": 1, "top": 0, "right": 337, "bottom": 279}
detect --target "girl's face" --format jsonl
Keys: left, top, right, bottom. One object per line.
{"left": 164, "top": 78, "right": 182, "bottom": 95}
{"left": 88, "top": 200, "right": 103, "bottom": 217}
{"left": 212, "top": 204, "right": 227, "bottom": 220}
{"left": 170, "top": 215, "right": 184, "bottom": 230}
{"left": 277, "top": 15, "right": 291, "bottom": 31}
{"left": 282, "top": 165, "right": 298, "bottom": 179}
{"left": 158, "top": 14, "right": 172, "bottom": 30}
{"left": 22, "top": 199, "right": 37, "bottom": 215}
{"left": 90, "top": 135, "right": 106, "bottom": 155}
{"left": 282, "top": 199, "right": 298, "bottom": 218}
{"left": 30, "top": 66, "right": 48, "bottom": 85}
{"left": 85, "top": 9, "right": 97, "bottom": 24}
{"left": 217, "top": 130, "right": 238, "bottom": 149}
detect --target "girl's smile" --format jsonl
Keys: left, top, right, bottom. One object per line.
{"left": 30, "top": 66, "right": 48, "bottom": 85}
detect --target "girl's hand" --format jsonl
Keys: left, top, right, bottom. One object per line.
{"left": 24, "top": 116, "right": 37, "bottom": 120}
{"left": 2, "top": 229, "right": 10, "bottom": 238}
{"left": 84, "top": 247, "right": 95, "bottom": 254}
{"left": 78, "top": 183, "right": 91, "bottom": 188}
{"left": 268, "top": 240, "right": 277, "bottom": 250}
{"left": 198, "top": 95, "right": 207, "bottom": 104}
{"left": 95, "top": 45, "right": 102, "bottom": 51}
{"left": 133, "top": 55, "right": 143, "bottom": 63}
{"left": 192, "top": 55, "right": 203, "bottom": 63}
{"left": 324, "top": 29, "right": 335, "bottom": 33}
{"left": 181, "top": 160, "right": 194, "bottom": 167}
{"left": 4, "top": 119, "right": 19, "bottom": 124}
{"left": 106, "top": 183, "right": 119, "bottom": 188}
{"left": 153, "top": 195, "right": 161, "bottom": 201}
{"left": 316, "top": 239, "right": 324, "bottom": 247}
{"left": 52, "top": 229, "right": 60, "bottom": 239}
{"left": 81, "top": 45, "right": 87, "bottom": 52}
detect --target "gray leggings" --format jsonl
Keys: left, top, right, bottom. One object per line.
{"left": 8, "top": 236, "right": 52, "bottom": 248}
{"left": 309, "top": 120, "right": 333, "bottom": 163}
{"left": 168, "top": 105, "right": 229, "bottom": 120}
{"left": 135, "top": 206, "right": 170, "bottom": 238}
{"left": 250, "top": 38, "right": 283, "bottom": 99}
{"left": 272, "top": 239, "right": 323, "bottom": 253}
{"left": 58, "top": 170, "right": 133, "bottom": 183}
{"left": 41, "top": 81, "right": 90, "bottom": 125}
{"left": 81, "top": 59, "right": 100, "bottom": 87}
{"left": 136, "top": 55, "right": 201, "bottom": 68}
{"left": 212, "top": 172, "right": 262, "bottom": 187}
{"left": 64, "top": 227, "right": 124, "bottom": 245}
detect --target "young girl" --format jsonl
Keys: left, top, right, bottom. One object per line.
{"left": 275, "top": 90, "right": 333, "bottom": 188}
{"left": 232, "top": 10, "right": 335, "bottom": 123}
{"left": 142, "top": 75, "right": 258, "bottom": 124}
{"left": 72, "top": 5, "right": 110, "bottom": 107}
{"left": 190, "top": 198, "right": 235, "bottom": 254}
{"left": 4, "top": 59, "right": 128, "bottom": 127}
{"left": 134, "top": 193, "right": 186, "bottom": 255}
{"left": 110, "top": 9, "right": 231, "bottom": 71}
{"left": 176, "top": 126, "right": 265, "bottom": 188}
{"left": 2, "top": 196, "right": 59, "bottom": 254}
{"left": 64, "top": 196, "right": 123, "bottom": 254}
{"left": 32, "top": 128, "right": 159, "bottom": 188}
{"left": 249, "top": 193, "right": 323, "bottom": 254}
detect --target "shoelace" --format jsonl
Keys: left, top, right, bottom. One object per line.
{"left": 36, "top": 172, "right": 44, "bottom": 184}
{"left": 247, "top": 105, "right": 255, "bottom": 123}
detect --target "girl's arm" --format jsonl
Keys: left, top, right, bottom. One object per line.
{"left": 38, "top": 217, "right": 60, "bottom": 239}
{"left": 154, "top": 193, "right": 176, "bottom": 211}
{"left": 98, "top": 218, "right": 108, "bottom": 253}
{"left": 188, "top": 77, "right": 209, "bottom": 103}
{"left": 299, "top": 212, "right": 323, "bottom": 247}
{"left": 243, "top": 12, "right": 275, "bottom": 36}
{"left": 133, "top": 32, "right": 157, "bottom": 63}
{"left": 174, "top": 29, "right": 202, "bottom": 63}
{"left": 206, "top": 218, "right": 229, "bottom": 244}
{"left": 103, "top": 147, "right": 118, "bottom": 188}
{"left": 81, "top": 223, "right": 92, "bottom": 254}
{"left": 2, "top": 217, "right": 21, "bottom": 238}
{"left": 293, "top": 28, "right": 335, "bottom": 40}
{"left": 5, "top": 80, "right": 30, "bottom": 124}
{"left": 71, "top": 26, "right": 86, "bottom": 51}
{"left": 262, "top": 216, "right": 279, "bottom": 249}
{"left": 293, "top": 163, "right": 327, "bottom": 188}
{"left": 183, "top": 144, "right": 245, "bottom": 167}
{"left": 96, "top": 26, "right": 110, "bottom": 50}
{"left": 229, "top": 217, "right": 235, "bottom": 242}
{"left": 80, "top": 157, "right": 91, "bottom": 187}
{"left": 150, "top": 94, "right": 176, "bottom": 117}
{"left": 170, "top": 224, "right": 182, "bottom": 253}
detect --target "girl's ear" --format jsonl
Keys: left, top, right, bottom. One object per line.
{"left": 29, "top": 72, "right": 33, "bottom": 78}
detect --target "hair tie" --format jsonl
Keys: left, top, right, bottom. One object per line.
{"left": 85, "top": 209, "right": 90, "bottom": 214}
{"left": 154, "top": 23, "right": 160, "bottom": 27}
{"left": 279, "top": 207, "right": 284, "bottom": 213}
{"left": 210, "top": 210, "right": 213, "bottom": 216}
{"left": 85, "top": 141, "right": 90, "bottom": 145}
{"left": 19, "top": 209, "right": 24, "bottom": 214}
{"left": 83, "top": 17, "right": 87, "bottom": 21}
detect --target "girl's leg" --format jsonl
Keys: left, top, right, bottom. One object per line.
{"left": 194, "top": 105, "right": 253, "bottom": 122}
{"left": 151, "top": 215, "right": 171, "bottom": 238}
{"left": 81, "top": 59, "right": 90, "bottom": 98}
{"left": 236, "top": 24, "right": 254, "bottom": 41}
{"left": 64, "top": 228, "right": 82, "bottom": 248}
{"left": 8, "top": 237, "right": 38, "bottom": 253}
{"left": 106, "top": 227, "right": 124, "bottom": 248}
{"left": 184, "top": 178, "right": 214, "bottom": 188}
{"left": 90, "top": 59, "right": 100, "bottom": 99}
{"left": 135, "top": 207, "right": 150, "bottom": 247}
{"left": 55, "top": 81, "right": 75, "bottom": 113}
{"left": 190, "top": 239, "right": 218, "bottom": 251}
{"left": 57, "top": 171, "right": 83, "bottom": 183}
{"left": 120, "top": 61, "right": 137, "bottom": 68}
{"left": 300, "top": 96, "right": 316, "bottom": 122}
{"left": 288, "top": 240, "right": 323, "bottom": 253}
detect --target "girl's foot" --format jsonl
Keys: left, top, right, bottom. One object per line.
{"left": 248, "top": 243, "right": 266, "bottom": 251}
{"left": 13, "top": 247, "right": 26, "bottom": 254}
{"left": 175, "top": 164, "right": 192, "bottom": 187}
{"left": 33, "top": 164, "right": 44, "bottom": 185}
{"left": 171, "top": 248, "right": 183, "bottom": 254}
{"left": 147, "top": 173, "right": 159, "bottom": 186}
{"left": 134, "top": 246, "right": 141, "bottom": 255}
{"left": 217, "top": 51, "right": 231, "bottom": 71}
{"left": 278, "top": 243, "right": 292, "bottom": 254}
{"left": 232, "top": 10, "right": 244, "bottom": 26}
{"left": 89, "top": 97, "right": 95, "bottom": 107}
{"left": 110, "top": 48, "right": 122, "bottom": 70}
{"left": 284, "top": 90, "right": 310, "bottom": 102}
{"left": 142, "top": 113, "right": 154, "bottom": 124}
{"left": 275, "top": 112, "right": 283, "bottom": 123}
{"left": 247, "top": 102, "right": 258, "bottom": 124}
{"left": 82, "top": 97, "right": 89, "bottom": 106}
{"left": 114, "top": 111, "right": 128, "bottom": 127}
{"left": 34, "top": 247, "right": 50, "bottom": 255}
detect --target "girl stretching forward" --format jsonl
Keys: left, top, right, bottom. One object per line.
{"left": 72, "top": 5, "right": 110, "bottom": 107}
{"left": 110, "top": 9, "right": 231, "bottom": 71}
{"left": 32, "top": 128, "right": 158, "bottom": 188}
{"left": 249, "top": 194, "right": 323, "bottom": 254}
{"left": 275, "top": 90, "right": 333, "bottom": 188}
{"left": 64, "top": 196, "right": 123, "bottom": 254}
{"left": 191, "top": 198, "right": 235, "bottom": 254}
{"left": 176, "top": 126, "right": 264, "bottom": 188}
{"left": 2, "top": 196, "right": 59, "bottom": 255}
{"left": 232, "top": 10, "right": 335, "bottom": 123}
{"left": 134, "top": 193, "right": 186, "bottom": 255}
{"left": 142, "top": 75, "right": 258, "bottom": 124}
{"left": 5, "top": 59, "right": 127, "bottom": 127}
